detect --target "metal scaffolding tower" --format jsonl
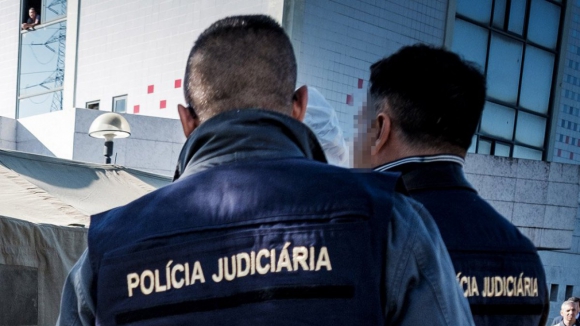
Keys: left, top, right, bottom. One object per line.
{"left": 27, "top": 0, "right": 67, "bottom": 113}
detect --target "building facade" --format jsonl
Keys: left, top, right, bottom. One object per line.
{"left": 0, "top": 0, "right": 579, "bottom": 323}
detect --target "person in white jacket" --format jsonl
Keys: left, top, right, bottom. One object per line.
{"left": 304, "top": 87, "right": 350, "bottom": 167}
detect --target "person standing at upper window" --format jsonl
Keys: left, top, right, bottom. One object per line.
{"left": 21, "top": 7, "right": 40, "bottom": 30}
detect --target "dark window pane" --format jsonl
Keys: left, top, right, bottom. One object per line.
{"left": 513, "top": 145, "right": 542, "bottom": 160}
{"left": 457, "top": 0, "right": 492, "bottom": 23}
{"left": 508, "top": 0, "right": 527, "bottom": 35}
{"left": 86, "top": 101, "right": 99, "bottom": 110}
{"left": 515, "top": 111, "right": 546, "bottom": 147}
{"left": 19, "top": 90, "right": 62, "bottom": 118}
{"left": 493, "top": 0, "right": 507, "bottom": 28}
{"left": 487, "top": 33, "right": 523, "bottom": 104}
{"left": 480, "top": 101, "right": 516, "bottom": 140}
{"left": 19, "top": 21, "right": 66, "bottom": 97}
{"left": 452, "top": 19, "right": 488, "bottom": 71}
{"left": 520, "top": 46, "right": 555, "bottom": 114}
{"left": 566, "top": 285, "right": 574, "bottom": 299}
{"left": 550, "top": 284, "right": 559, "bottom": 302}
{"left": 528, "top": 0, "right": 560, "bottom": 49}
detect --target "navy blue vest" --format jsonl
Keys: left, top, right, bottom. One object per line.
{"left": 89, "top": 158, "right": 401, "bottom": 325}
{"left": 389, "top": 161, "right": 549, "bottom": 325}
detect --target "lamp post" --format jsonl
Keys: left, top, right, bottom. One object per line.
{"left": 88, "top": 113, "right": 131, "bottom": 164}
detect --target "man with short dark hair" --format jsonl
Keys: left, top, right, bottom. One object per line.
{"left": 21, "top": 7, "right": 40, "bottom": 30}
{"left": 57, "top": 17, "right": 473, "bottom": 325}
{"left": 553, "top": 297, "right": 580, "bottom": 325}
{"left": 362, "top": 44, "right": 549, "bottom": 325}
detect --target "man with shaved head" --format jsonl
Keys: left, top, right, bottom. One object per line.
{"left": 57, "top": 15, "right": 472, "bottom": 325}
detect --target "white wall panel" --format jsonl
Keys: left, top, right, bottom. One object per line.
{"left": 0, "top": 2, "right": 21, "bottom": 118}
{"left": 74, "top": 0, "right": 285, "bottom": 120}
{"left": 290, "top": 0, "right": 448, "bottom": 141}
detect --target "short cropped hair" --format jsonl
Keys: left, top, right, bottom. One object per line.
{"left": 562, "top": 300, "right": 576, "bottom": 310}
{"left": 369, "top": 44, "right": 486, "bottom": 152}
{"left": 184, "top": 15, "right": 297, "bottom": 121}
{"left": 568, "top": 297, "right": 580, "bottom": 303}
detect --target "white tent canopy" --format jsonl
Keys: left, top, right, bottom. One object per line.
{"left": 0, "top": 149, "right": 171, "bottom": 325}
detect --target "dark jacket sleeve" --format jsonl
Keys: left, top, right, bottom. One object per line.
{"left": 56, "top": 249, "right": 96, "bottom": 326}
{"left": 384, "top": 194, "right": 475, "bottom": 325}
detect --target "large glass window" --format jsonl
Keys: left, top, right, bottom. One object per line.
{"left": 18, "top": 1, "right": 67, "bottom": 118}
{"left": 452, "top": 0, "right": 563, "bottom": 160}
{"left": 19, "top": 91, "right": 63, "bottom": 118}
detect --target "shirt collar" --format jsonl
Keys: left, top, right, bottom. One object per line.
{"left": 373, "top": 154, "right": 465, "bottom": 172}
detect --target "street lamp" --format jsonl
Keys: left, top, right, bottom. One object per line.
{"left": 88, "top": 112, "right": 131, "bottom": 164}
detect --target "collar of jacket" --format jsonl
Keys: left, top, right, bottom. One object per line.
{"left": 173, "top": 108, "right": 327, "bottom": 181}
{"left": 373, "top": 154, "right": 476, "bottom": 192}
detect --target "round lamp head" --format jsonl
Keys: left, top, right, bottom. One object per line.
{"left": 89, "top": 112, "right": 131, "bottom": 141}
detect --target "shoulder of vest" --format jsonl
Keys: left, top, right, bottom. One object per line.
{"left": 351, "top": 169, "right": 409, "bottom": 196}
{"left": 88, "top": 159, "right": 403, "bottom": 268}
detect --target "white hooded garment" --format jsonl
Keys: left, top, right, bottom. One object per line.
{"left": 303, "top": 87, "right": 350, "bottom": 167}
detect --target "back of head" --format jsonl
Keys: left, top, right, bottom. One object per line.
{"left": 369, "top": 44, "right": 486, "bottom": 154}
{"left": 184, "top": 15, "right": 297, "bottom": 122}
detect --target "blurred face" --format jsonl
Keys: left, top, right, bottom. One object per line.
{"left": 561, "top": 303, "right": 577, "bottom": 323}
{"left": 353, "top": 89, "right": 383, "bottom": 168}
{"left": 29, "top": 9, "right": 36, "bottom": 18}
{"left": 352, "top": 100, "right": 374, "bottom": 168}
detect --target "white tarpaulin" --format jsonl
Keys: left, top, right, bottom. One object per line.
{"left": 0, "top": 149, "right": 171, "bottom": 325}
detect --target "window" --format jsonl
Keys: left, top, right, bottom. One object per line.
{"left": 21, "top": 0, "right": 42, "bottom": 25}
{"left": 17, "top": 0, "right": 67, "bottom": 118}
{"left": 22, "top": 0, "right": 67, "bottom": 25}
{"left": 86, "top": 100, "right": 100, "bottom": 110}
{"left": 41, "top": 0, "right": 67, "bottom": 23}
{"left": 550, "top": 284, "right": 559, "bottom": 302}
{"left": 566, "top": 285, "right": 574, "bottom": 299}
{"left": 453, "top": 0, "right": 564, "bottom": 160}
{"left": 113, "top": 95, "right": 127, "bottom": 113}
{"left": 18, "top": 20, "right": 66, "bottom": 118}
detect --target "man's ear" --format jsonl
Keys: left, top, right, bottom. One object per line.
{"left": 291, "top": 85, "right": 308, "bottom": 121}
{"left": 371, "top": 112, "right": 391, "bottom": 156}
{"left": 177, "top": 104, "right": 200, "bottom": 138}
